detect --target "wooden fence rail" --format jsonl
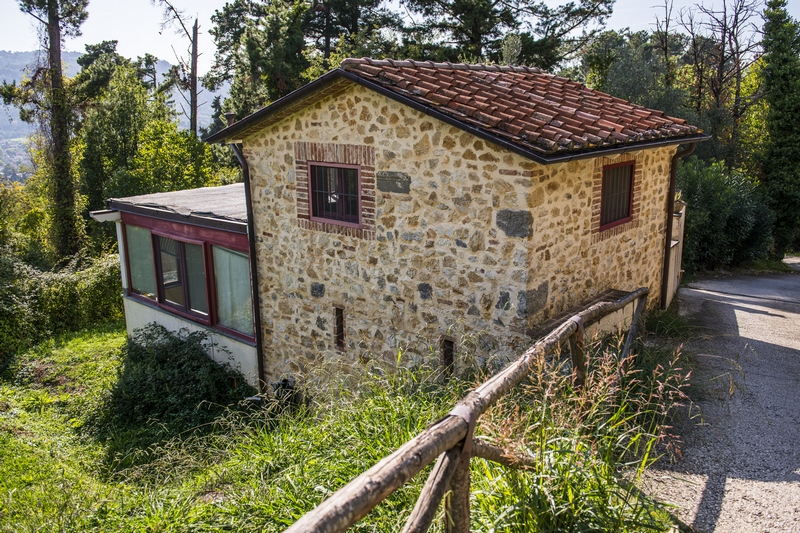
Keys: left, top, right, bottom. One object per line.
{"left": 283, "top": 287, "right": 649, "bottom": 533}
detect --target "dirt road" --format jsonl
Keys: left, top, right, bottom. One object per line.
{"left": 642, "top": 269, "right": 800, "bottom": 532}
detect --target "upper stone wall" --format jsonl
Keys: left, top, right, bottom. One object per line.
{"left": 242, "top": 82, "right": 675, "bottom": 382}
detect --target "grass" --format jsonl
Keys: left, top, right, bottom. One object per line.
{"left": 644, "top": 305, "right": 696, "bottom": 340}
{"left": 0, "top": 322, "right": 689, "bottom": 532}
{"left": 737, "top": 258, "right": 795, "bottom": 273}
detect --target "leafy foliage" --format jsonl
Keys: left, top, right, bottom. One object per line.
{"left": 760, "top": 0, "right": 800, "bottom": 257}
{"left": 0, "top": 245, "right": 122, "bottom": 362}
{"left": 78, "top": 65, "right": 161, "bottom": 212}
{"left": 678, "top": 157, "right": 773, "bottom": 272}
{"left": 581, "top": 30, "right": 690, "bottom": 120}
{"left": 103, "top": 117, "right": 219, "bottom": 198}
{"left": 93, "top": 324, "right": 256, "bottom": 465}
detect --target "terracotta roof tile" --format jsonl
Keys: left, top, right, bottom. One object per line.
{"left": 208, "top": 58, "right": 707, "bottom": 158}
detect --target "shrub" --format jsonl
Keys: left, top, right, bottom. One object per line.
{"left": 0, "top": 247, "right": 37, "bottom": 361}
{"left": 100, "top": 324, "right": 256, "bottom": 441}
{"left": 0, "top": 247, "right": 123, "bottom": 361}
{"left": 678, "top": 157, "right": 774, "bottom": 272}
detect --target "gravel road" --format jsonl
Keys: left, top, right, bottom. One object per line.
{"left": 642, "top": 266, "right": 800, "bottom": 533}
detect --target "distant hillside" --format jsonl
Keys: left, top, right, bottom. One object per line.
{"left": 0, "top": 51, "right": 83, "bottom": 142}
{"left": 0, "top": 50, "right": 227, "bottom": 180}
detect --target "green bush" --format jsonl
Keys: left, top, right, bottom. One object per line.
{"left": 0, "top": 247, "right": 123, "bottom": 361}
{"left": 101, "top": 324, "right": 256, "bottom": 438}
{"left": 678, "top": 157, "right": 774, "bottom": 272}
{"left": 0, "top": 248, "right": 37, "bottom": 361}
{"left": 92, "top": 324, "right": 256, "bottom": 470}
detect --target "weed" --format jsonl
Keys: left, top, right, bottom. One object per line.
{"left": 645, "top": 305, "right": 696, "bottom": 340}
{"left": 473, "top": 334, "right": 690, "bottom": 531}
{"left": 0, "top": 324, "right": 687, "bottom": 532}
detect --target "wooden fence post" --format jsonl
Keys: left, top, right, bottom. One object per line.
{"left": 402, "top": 446, "right": 462, "bottom": 533}
{"left": 445, "top": 404, "right": 475, "bottom": 533}
{"left": 569, "top": 316, "right": 586, "bottom": 388}
{"left": 446, "top": 460, "right": 470, "bottom": 533}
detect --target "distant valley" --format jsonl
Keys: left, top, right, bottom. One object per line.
{"left": 0, "top": 50, "right": 225, "bottom": 181}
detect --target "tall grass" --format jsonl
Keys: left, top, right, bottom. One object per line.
{"left": 471, "top": 336, "right": 688, "bottom": 532}
{"left": 0, "top": 325, "right": 688, "bottom": 532}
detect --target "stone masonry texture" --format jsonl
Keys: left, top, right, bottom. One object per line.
{"left": 241, "top": 82, "right": 676, "bottom": 382}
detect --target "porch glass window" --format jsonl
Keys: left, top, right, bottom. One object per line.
{"left": 156, "top": 236, "right": 208, "bottom": 316}
{"left": 213, "top": 246, "right": 253, "bottom": 336}
{"left": 600, "top": 163, "right": 634, "bottom": 228}
{"left": 123, "top": 219, "right": 254, "bottom": 342}
{"left": 310, "top": 164, "right": 360, "bottom": 224}
{"left": 125, "top": 225, "right": 156, "bottom": 299}
{"left": 185, "top": 243, "right": 208, "bottom": 314}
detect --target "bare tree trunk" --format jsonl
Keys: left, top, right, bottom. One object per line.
{"left": 47, "top": 0, "right": 80, "bottom": 257}
{"left": 655, "top": 0, "right": 675, "bottom": 88}
{"left": 190, "top": 18, "right": 198, "bottom": 136}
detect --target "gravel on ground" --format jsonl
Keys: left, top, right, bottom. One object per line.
{"left": 641, "top": 265, "right": 800, "bottom": 533}
{"left": 643, "top": 268, "right": 800, "bottom": 533}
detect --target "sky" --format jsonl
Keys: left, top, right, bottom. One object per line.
{"left": 1, "top": 0, "right": 797, "bottom": 77}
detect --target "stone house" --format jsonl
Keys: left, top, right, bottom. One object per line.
{"left": 205, "top": 58, "right": 708, "bottom": 384}
{"left": 112, "top": 58, "right": 708, "bottom": 388}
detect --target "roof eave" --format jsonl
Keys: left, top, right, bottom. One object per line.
{"left": 204, "top": 69, "right": 351, "bottom": 144}
{"left": 108, "top": 200, "right": 248, "bottom": 234}
{"left": 207, "top": 67, "right": 711, "bottom": 163}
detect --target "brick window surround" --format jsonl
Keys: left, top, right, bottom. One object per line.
{"left": 294, "top": 142, "right": 376, "bottom": 239}
{"left": 591, "top": 155, "right": 642, "bottom": 243}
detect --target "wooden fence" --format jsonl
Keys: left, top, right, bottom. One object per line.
{"left": 283, "top": 287, "right": 650, "bottom": 533}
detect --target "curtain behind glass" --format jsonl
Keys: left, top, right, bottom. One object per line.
{"left": 213, "top": 247, "right": 253, "bottom": 335}
{"left": 185, "top": 243, "right": 208, "bottom": 315}
{"left": 125, "top": 225, "right": 156, "bottom": 299}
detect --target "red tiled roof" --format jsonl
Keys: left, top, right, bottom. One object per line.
{"left": 341, "top": 58, "right": 702, "bottom": 156}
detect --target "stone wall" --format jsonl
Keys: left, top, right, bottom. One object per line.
{"left": 242, "top": 82, "right": 677, "bottom": 382}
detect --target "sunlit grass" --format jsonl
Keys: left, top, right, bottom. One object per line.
{"left": 0, "top": 323, "right": 687, "bottom": 532}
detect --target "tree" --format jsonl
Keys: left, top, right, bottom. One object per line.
{"left": 206, "top": 0, "right": 309, "bottom": 119}
{"left": 152, "top": 0, "right": 200, "bottom": 136}
{"left": 401, "top": 0, "right": 518, "bottom": 61}
{"left": 580, "top": 30, "right": 689, "bottom": 119}
{"left": 401, "top": 0, "right": 614, "bottom": 69}
{"left": 516, "top": 0, "right": 615, "bottom": 70}
{"left": 78, "top": 65, "right": 163, "bottom": 213}
{"left": 107, "top": 121, "right": 219, "bottom": 198}
{"left": 303, "top": 0, "right": 398, "bottom": 66}
{"left": 678, "top": 0, "right": 762, "bottom": 167}
{"left": 1, "top": 0, "right": 88, "bottom": 259}
{"left": 72, "top": 40, "right": 129, "bottom": 104}
{"left": 760, "top": 0, "right": 800, "bottom": 257}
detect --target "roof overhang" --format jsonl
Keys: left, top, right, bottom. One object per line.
{"left": 107, "top": 201, "right": 248, "bottom": 234}
{"left": 89, "top": 209, "right": 121, "bottom": 223}
{"left": 206, "top": 68, "right": 710, "bottom": 164}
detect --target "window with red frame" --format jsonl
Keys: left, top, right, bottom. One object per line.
{"left": 309, "top": 164, "right": 360, "bottom": 225}
{"left": 600, "top": 162, "right": 634, "bottom": 228}
{"left": 123, "top": 221, "right": 254, "bottom": 339}
{"left": 156, "top": 235, "right": 208, "bottom": 316}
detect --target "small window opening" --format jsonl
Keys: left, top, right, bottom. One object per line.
{"left": 334, "top": 306, "right": 345, "bottom": 350}
{"left": 600, "top": 162, "right": 634, "bottom": 229}
{"left": 441, "top": 338, "right": 455, "bottom": 375}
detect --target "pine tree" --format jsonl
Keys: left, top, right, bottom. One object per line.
{"left": 761, "top": 0, "right": 800, "bottom": 258}
{"left": 1, "top": 0, "right": 88, "bottom": 259}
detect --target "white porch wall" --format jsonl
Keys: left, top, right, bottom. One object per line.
{"left": 123, "top": 297, "right": 259, "bottom": 387}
